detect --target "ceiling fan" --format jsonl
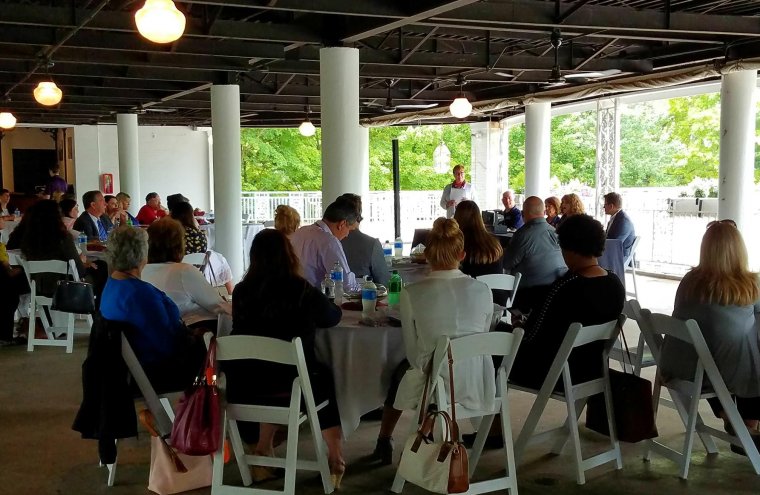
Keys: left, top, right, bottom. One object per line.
{"left": 136, "top": 106, "right": 178, "bottom": 114}
{"left": 363, "top": 80, "right": 438, "bottom": 113}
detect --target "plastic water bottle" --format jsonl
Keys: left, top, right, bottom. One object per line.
{"left": 383, "top": 240, "right": 393, "bottom": 267}
{"left": 321, "top": 274, "right": 335, "bottom": 302}
{"left": 330, "top": 262, "right": 343, "bottom": 305}
{"left": 13, "top": 208, "right": 20, "bottom": 219}
{"left": 361, "top": 276, "right": 377, "bottom": 320}
{"left": 388, "top": 270, "right": 402, "bottom": 308}
{"left": 78, "top": 232, "right": 88, "bottom": 254}
{"left": 394, "top": 236, "right": 403, "bottom": 258}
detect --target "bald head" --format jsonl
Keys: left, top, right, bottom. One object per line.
{"left": 522, "top": 196, "right": 546, "bottom": 221}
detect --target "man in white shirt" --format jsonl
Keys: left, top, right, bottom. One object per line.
{"left": 290, "top": 200, "right": 360, "bottom": 290}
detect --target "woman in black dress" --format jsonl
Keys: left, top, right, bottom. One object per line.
{"left": 226, "top": 229, "right": 345, "bottom": 486}
{"left": 170, "top": 201, "right": 207, "bottom": 255}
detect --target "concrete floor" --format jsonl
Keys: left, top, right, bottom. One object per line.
{"left": 2, "top": 275, "right": 759, "bottom": 495}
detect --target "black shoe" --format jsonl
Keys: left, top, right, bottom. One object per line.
{"left": 372, "top": 437, "right": 394, "bottom": 465}
{"left": 462, "top": 432, "right": 503, "bottom": 450}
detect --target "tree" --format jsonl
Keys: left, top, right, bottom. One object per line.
{"left": 619, "top": 103, "right": 680, "bottom": 187}
{"left": 663, "top": 93, "right": 721, "bottom": 183}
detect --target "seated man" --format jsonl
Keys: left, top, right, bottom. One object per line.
{"left": 0, "top": 189, "right": 18, "bottom": 220}
{"left": 603, "top": 192, "right": 636, "bottom": 259}
{"left": 338, "top": 194, "right": 390, "bottom": 286}
{"left": 499, "top": 190, "right": 524, "bottom": 229}
{"left": 73, "top": 190, "right": 109, "bottom": 242}
{"left": 290, "top": 200, "right": 360, "bottom": 290}
{"left": 502, "top": 196, "right": 567, "bottom": 311}
{"left": 136, "top": 192, "right": 168, "bottom": 225}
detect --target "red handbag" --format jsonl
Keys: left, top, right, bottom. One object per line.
{"left": 170, "top": 338, "right": 221, "bottom": 456}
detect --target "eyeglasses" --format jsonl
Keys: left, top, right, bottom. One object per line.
{"left": 706, "top": 219, "right": 737, "bottom": 230}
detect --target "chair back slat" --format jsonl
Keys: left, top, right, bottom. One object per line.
{"left": 448, "top": 329, "right": 524, "bottom": 379}
{"left": 623, "top": 236, "right": 641, "bottom": 267}
{"left": 572, "top": 317, "right": 623, "bottom": 348}
{"left": 215, "top": 334, "right": 297, "bottom": 366}
{"left": 476, "top": 273, "right": 516, "bottom": 291}
{"left": 182, "top": 252, "right": 207, "bottom": 266}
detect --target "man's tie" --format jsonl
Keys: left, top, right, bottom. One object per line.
{"left": 97, "top": 219, "right": 108, "bottom": 241}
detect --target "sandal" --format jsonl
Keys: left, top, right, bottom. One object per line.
{"left": 329, "top": 460, "right": 346, "bottom": 490}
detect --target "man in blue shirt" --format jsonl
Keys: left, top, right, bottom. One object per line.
{"left": 500, "top": 190, "right": 524, "bottom": 229}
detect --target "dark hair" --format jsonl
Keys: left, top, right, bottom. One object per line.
{"left": 81, "top": 190, "right": 101, "bottom": 210}
{"left": 0, "top": 188, "right": 9, "bottom": 195}
{"left": 20, "top": 200, "right": 69, "bottom": 258}
{"left": 603, "top": 192, "right": 622, "bottom": 209}
{"left": 104, "top": 195, "right": 116, "bottom": 203}
{"left": 59, "top": 198, "right": 78, "bottom": 217}
{"left": 170, "top": 201, "right": 196, "bottom": 229}
{"left": 167, "top": 193, "right": 189, "bottom": 212}
{"left": 556, "top": 214, "right": 606, "bottom": 257}
{"left": 6, "top": 203, "right": 35, "bottom": 250}
{"left": 453, "top": 201, "right": 502, "bottom": 265}
{"left": 335, "top": 193, "right": 363, "bottom": 222}
{"left": 323, "top": 200, "right": 358, "bottom": 225}
{"left": 147, "top": 217, "right": 185, "bottom": 263}
{"left": 50, "top": 163, "right": 60, "bottom": 174}
{"left": 145, "top": 192, "right": 159, "bottom": 202}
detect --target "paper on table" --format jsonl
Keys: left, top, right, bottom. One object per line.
{"left": 449, "top": 187, "right": 466, "bottom": 204}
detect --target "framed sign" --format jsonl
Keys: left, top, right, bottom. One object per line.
{"left": 101, "top": 173, "right": 113, "bottom": 194}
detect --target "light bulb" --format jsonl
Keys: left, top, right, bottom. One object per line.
{"left": 33, "top": 81, "right": 63, "bottom": 106}
{"left": 135, "top": 0, "right": 186, "bottom": 44}
{"left": 0, "top": 112, "right": 16, "bottom": 129}
{"left": 298, "top": 120, "right": 316, "bottom": 137}
{"left": 449, "top": 96, "right": 472, "bottom": 119}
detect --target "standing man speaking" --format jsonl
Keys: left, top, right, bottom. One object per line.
{"left": 440, "top": 164, "right": 472, "bottom": 218}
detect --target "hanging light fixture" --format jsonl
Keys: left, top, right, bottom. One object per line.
{"left": 449, "top": 74, "right": 472, "bottom": 119}
{"left": 298, "top": 105, "right": 316, "bottom": 137}
{"left": 0, "top": 112, "right": 16, "bottom": 129}
{"left": 433, "top": 138, "right": 451, "bottom": 174}
{"left": 135, "top": 0, "right": 186, "bottom": 44}
{"left": 33, "top": 81, "right": 63, "bottom": 106}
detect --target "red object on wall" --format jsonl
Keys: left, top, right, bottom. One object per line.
{"left": 101, "top": 173, "right": 113, "bottom": 194}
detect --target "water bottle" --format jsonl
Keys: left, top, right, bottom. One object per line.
{"left": 361, "top": 276, "right": 377, "bottom": 320}
{"left": 330, "top": 262, "right": 343, "bottom": 305}
{"left": 388, "top": 270, "right": 402, "bottom": 308}
{"left": 13, "top": 208, "right": 20, "bottom": 219}
{"left": 321, "top": 274, "right": 335, "bottom": 302}
{"left": 394, "top": 236, "right": 403, "bottom": 258}
{"left": 383, "top": 240, "right": 393, "bottom": 267}
{"left": 78, "top": 232, "right": 88, "bottom": 254}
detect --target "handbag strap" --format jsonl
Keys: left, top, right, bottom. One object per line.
{"left": 446, "top": 346, "right": 460, "bottom": 441}
{"left": 417, "top": 359, "right": 434, "bottom": 425}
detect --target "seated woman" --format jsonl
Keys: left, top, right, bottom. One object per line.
{"left": 453, "top": 200, "right": 507, "bottom": 305}
{"left": 556, "top": 193, "right": 585, "bottom": 229}
{"left": 59, "top": 198, "right": 79, "bottom": 230}
{"left": 274, "top": 204, "right": 301, "bottom": 237}
{"left": 225, "top": 229, "right": 345, "bottom": 486}
{"left": 509, "top": 214, "right": 624, "bottom": 390}
{"left": 372, "top": 217, "right": 495, "bottom": 464}
{"left": 99, "top": 226, "right": 206, "bottom": 393}
{"left": 142, "top": 218, "right": 231, "bottom": 332}
{"left": 661, "top": 222, "right": 760, "bottom": 451}
{"left": 170, "top": 201, "right": 208, "bottom": 255}
{"left": 544, "top": 196, "right": 561, "bottom": 228}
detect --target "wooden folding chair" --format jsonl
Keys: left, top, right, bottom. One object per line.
{"left": 391, "top": 330, "right": 524, "bottom": 495}
{"left": 637, "top": 308, "right": 760, "bottom": 479}
{"left": 212, "top": 335, "right": 334, "bottom": 495}
{"left": 511, "top": 316, "right": 625, "bottom": 485}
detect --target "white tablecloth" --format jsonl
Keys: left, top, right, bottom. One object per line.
{"left": 315, "top": 310, "right": 405, "bottom": 439}
{"left": 391, "top": 259, "right": 430, "bottom": 285}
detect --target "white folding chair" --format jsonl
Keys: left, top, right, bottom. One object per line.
{"left": 511, "top": 316, "right": 625, "bottom": 485}
{"left": 609, "top": 299, "right": 655, "bottom": 376}
{"left": 212, "top": 335, "right": 334, "bottom": 495}
{"left": 183, "top": 252, "right": 208, "bottom": 266}
{"left": 623, "top": 236, "right": 640, "bottom": 300}
{"left": 637, "top": 309, "right": 760, "bottom": 479}
{"left": 19, "top": 258, "right": 79, "bottom": 353}
{"left": 391, "top": 330, "right": 524, "bottom": 495}
{"left": 476, "top": 272, "right": 522, "bottom": 310}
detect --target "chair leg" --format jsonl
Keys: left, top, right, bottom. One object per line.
{"left": 677, "top": 391, "right": 703, "bottom": 479}
{"left": 227, "top": 419, "right": 252, "bottom": 486}
{"left": 26, "top": 300, "right": 35, "bottom": 352}
{"left": 633, "top": 334, "right": 646, "bottom": 376}
{"left": 283, "top": 410, "right": 301, "bottom": 495}
{"left": 514, "top": 386, "right": 553, "bottom": 464}
{"left": 500, "top": 397, "right": 518, "bottom": 495}
{"left": 469, "top": 414, "right": 495, "bottom": 477}
{"left": 391, "top": 410, "right": 421, "bottom": 493}
{"left": 563, "top": 396, "right": 586, "bottom": 485}
{"left": 308, "top": 405, "right": 333, "bottom": 494}
{"left": 66, "top": 312, "right": 75, "bottom": 353}
{"left": 212, "top": 413, "right": 229, "bottom": 492}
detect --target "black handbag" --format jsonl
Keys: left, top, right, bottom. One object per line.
{"left": 585, "top": 332, "right": 659, "bottom": 443}
{"left": 51, "top": 280, "right": 96, "bottom": 314}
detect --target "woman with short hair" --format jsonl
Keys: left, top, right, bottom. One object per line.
{"left": 545, "top": 196, "right": 561, "bottom": 228}
{"left": 661, "top": 222, "right": 760, "bottom": 450}
{"left": 274, "top": 204, "right": 301, "bottom": 237}
{"left": 142, "top": 218, "right": 230, "bottom": 331}
{"left": 170, "top": 201, "right": 207, "bottom": 255}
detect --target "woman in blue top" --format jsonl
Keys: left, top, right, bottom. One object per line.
{"left": 100, "top": 226, "right": 205, "bottom": 394}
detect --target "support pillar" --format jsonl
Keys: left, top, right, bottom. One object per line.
{"left": 524, "top": 102, "right": 551, "bottom": 198}
{"left": 320, "top": 47, "right": 368, "bottom": 208}
{"left": 211, "top": 85, "right": 243, "bottom": 281}
{"left": 594, "top": 98, "right": 621, "bottom": 217}
{"left": 470, "top": 121, "right": 505, "bottom": 209}
{"left": 116, "top": 113, "right": 139, "bottom": 213}
{"left": 718, "top": 70, "right": 757, "bottom": 233}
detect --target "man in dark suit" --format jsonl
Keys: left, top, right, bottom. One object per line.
{"left": 73, "top": 190, "right": 108, "bottom": 241}
{"left": 603, "top": 192, "right": 636, "bottom": 259}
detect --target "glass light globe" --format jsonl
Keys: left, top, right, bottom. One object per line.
{"left": 449, "top": 97, "right": 472, "bottom": 119}
{"left": 33, "top": 81, "right": 63, "bottom": 106}
{"left": 433, "top": 141, "right": 451, "bottom": 174}
{"left": 0, "top": 112, "right": 16, "bottom": 129}
{"left": 135, "top": 0, "right": 186, "bottom": 44}
{"left": 298, "top": 120, "right": 316, "bottom": 137}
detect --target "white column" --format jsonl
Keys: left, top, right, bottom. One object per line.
{"left": 211, "top": 85, "right": 243, "bottom": 281}
{"left": 524, "top": 102, "right": 551, "bottom": 197}
{"left": 320, "top": 47, "right": 366, "bottom": 208}
{"left": 470, "top": 121, "right": 505, "bottom": 209}
{"left": 116, "top": 113, "right": 140, "bottom": 213}
{"left": 594, "top": 98, "right": 621, "bottom": 217}
{"left": 718, "top": 70, "right": 757, "bottom": 232}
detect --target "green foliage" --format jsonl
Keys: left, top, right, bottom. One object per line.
{"left": 663, "top": 94, "right": 720, "bottom": 183}
{"left": 620, "top": 103, "right": 680, "bottom": 187}
{"left": 240, "top": 128, "right": 322, "bottom": 190}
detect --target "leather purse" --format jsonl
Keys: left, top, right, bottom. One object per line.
{"left": 170, "top": 337, "right": 221, "bottom": 456}
{"left": 51, "top": 280, "right": 96, "bottom": 314}
{"left": 398, "top": 346, "right": 469, "bottom": 494}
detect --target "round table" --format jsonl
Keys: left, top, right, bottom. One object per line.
{"left": 391, "top": 258, "right": 430, "bottom": 285}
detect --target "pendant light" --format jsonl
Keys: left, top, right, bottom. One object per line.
{"left": 135, "top": 0, "right": 186, "bottom": 44}
{"left": 34, "top": 81, "right": 63, "bottom": 106}
{"left": 449, "top": 74, "right": 472, "bottom": 119}
{"left": 298, "top": 106, "right": 316, "bottom": 137}
{"left": 0, "top": 112, "right": 16, "bottom": 129}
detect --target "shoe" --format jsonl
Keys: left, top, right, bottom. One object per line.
{"left": 329, "top": 460, "right": 346, "bottom": 490}
{"left": 251, "top": 466, "right": 282, "bottom": 483}
{"left": 372, "top": 437, "right": 394, "bottom": 465}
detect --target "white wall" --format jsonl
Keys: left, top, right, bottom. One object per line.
{"left": 1, "top": 128, "right": 56, "bottom": 190}
{"left": 72, "top": 125, "right": 211, "bottom": 211}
